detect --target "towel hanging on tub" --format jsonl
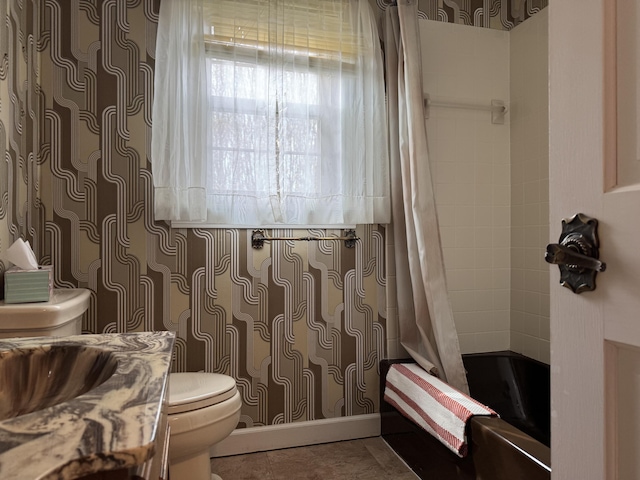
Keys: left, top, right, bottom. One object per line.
{"left": 384, "top": 363, "right": 497, "bottom": 457}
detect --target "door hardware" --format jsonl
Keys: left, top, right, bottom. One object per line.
{"left": 545, "top": 213, "right": 606, "bottom": 294}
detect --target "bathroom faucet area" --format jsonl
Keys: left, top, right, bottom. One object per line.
{"left": 0, "top": 288, "right": 173, "bottom": 478}
{"left": 0, "top": 332, "right": 175, "bottom": 479}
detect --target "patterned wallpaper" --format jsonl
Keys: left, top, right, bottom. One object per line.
{"left": 0, "top": 1, "right": 9, "bottom": 283}
{"left": 0, "top": 0, "right": 42, "bottom": 296}
{"left": 0, "top": 0, "right": 547, "bottom": 428}
{"left": 372, "top": 0, "right": 548, "bottom": 30}
{"left": 1, "top": 0, "right": 388, "bottom": 428}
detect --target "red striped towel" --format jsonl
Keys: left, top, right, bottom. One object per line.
{"left": 384, "top": 363, "right": 497, "bottom": 457}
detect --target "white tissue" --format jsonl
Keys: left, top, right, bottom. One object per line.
{"left": 4, "top": 238, "right": 39, "bottom": 270}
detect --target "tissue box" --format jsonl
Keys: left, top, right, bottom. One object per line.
{"left": 4, "top": 266, "right": 53, "bottom": 304}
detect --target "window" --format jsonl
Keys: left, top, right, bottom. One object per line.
{"left": 152, "top": 0, "right": 389, "bottom": 227}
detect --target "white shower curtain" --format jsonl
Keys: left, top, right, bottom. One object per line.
{"left": 384, "top": 1, "right": 469, "bottom": 394}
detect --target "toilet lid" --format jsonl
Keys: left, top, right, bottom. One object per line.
{"left": 168, "top": 372, "right": 237, "bottom": 414}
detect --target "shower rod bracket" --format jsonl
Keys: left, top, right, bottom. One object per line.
{"left": 423, "top": 94, "right": 507, "bottom": 124}
{"left": 251, "top": 229, "right": 358, "bottom": 250}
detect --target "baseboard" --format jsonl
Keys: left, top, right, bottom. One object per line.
{"left": 210, "top": 413, "right": 381, "bottom": 457}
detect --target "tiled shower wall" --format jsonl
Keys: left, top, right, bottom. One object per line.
{"left": 510, "top": 8, "right": 550, "bottom": 363}
{"left": 420, "top": 20, "right": 512, "bottom": 354}
{"left": 418, "top": 11, "right": 550, "bottom": 364}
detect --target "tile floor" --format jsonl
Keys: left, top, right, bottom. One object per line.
{"left": 210, "top": 436, "right": 420, "bottom": 480}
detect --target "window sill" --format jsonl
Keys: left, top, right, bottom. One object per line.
{"left": 169, "top": 222, "right": 358, "bottom": 230}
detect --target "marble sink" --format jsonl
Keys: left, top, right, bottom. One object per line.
{"left": 0, "top": 345, "right": 117, "bottom": 421}
{"left": 0, "top": 331, "right": 175, "bottom": 480}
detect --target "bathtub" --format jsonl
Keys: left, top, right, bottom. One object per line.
{"left": 380, "top": 352, "right": 550, "bottom": 480}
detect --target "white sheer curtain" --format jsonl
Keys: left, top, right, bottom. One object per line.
{"left": 152, "top": 0, "right": 209, "bottom": 221}
{"left": 152, "top": 0, "right": 389, "bottom": 226}
{"left": 384, "top": 1, "right": 469, "bottom": 393}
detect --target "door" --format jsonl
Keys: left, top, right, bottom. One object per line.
{"left": 550, "top": 0, "right": 640, "bottom": 479}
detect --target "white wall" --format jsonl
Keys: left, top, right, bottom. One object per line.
{"left": 417, "top": 11, "right": 550, "bottom": 362}
{"left": 380, "top": 11, "right": 550, "bottom": 362}
{"left": 419, "top": 20, "right": 511, "bottom": 354}
{"left": 509, "top": 8, "right": 550, "bottom": 364}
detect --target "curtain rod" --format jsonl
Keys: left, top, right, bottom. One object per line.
{"left": 251, "top": 229, "right": 358, "bottom": 249}
{"left": 423, "top": 94, "right": 508, "bottom": 124}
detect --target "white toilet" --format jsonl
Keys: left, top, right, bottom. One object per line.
{"left": 0, "top": 288, "right": 242, "bottom": 480}
{"left": 0, "top": 288, "right": 91, "bottom": 338}
{"left": 167, "top": 372, "right": 242, "bottom": 480}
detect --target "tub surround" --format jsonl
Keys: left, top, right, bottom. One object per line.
{"left": 0, "top": 331, "right": 175, "bottom": 480}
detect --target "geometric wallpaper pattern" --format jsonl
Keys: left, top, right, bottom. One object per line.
{"left": 0, "top": 0, "right": 545, "bottom": 428}
{"left": 0, "top": 0, "right": 41, "bottom": 267}
{"left": 2, "top": 0, "right": 387, "bottom": 428}
{"left": 374, "top": 0, "right": 548, "bottom": 30}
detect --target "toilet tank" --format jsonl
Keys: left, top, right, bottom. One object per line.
{"left": 0, "top": 289, "right": 91, "bottom": 338}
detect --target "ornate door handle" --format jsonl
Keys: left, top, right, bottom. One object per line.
{"left": 545, "top": 213, "right": 606, "bottom": 294}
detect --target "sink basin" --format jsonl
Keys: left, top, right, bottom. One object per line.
{"left": 0, "top": 345, "right": 118, "bottom": 420}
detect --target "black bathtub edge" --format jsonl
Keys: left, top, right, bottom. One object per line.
{"left": 379, "top": 356, "right": 551, "bottom": 480}
{"left": 470, "top": 416, "right": 551, "bottom": 476}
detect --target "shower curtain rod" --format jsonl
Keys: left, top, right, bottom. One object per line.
{"left": 423, "top": 94, "right": 508, "bottom": 124}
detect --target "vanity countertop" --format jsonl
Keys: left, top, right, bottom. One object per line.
{"left": 0, "top": 331, "right": 175, "bottom": 479}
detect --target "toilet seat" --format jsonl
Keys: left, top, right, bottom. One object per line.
{"left": 168, "top": 372, "right": 238, "bottom": 414}
{"left": 166, "top": 372, "right": 242, "bottom": 480}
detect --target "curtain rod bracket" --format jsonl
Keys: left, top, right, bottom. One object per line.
{"left": 343, "top": 229, "right": 358, "bottom": 248}
{"left": 252, "top": 230, "right": 267, "bottom": 249}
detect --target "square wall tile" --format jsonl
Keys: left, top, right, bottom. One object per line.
{"left": 453, "top": 312, "right": 479, "bottom": 333}
{"left": 457, "top": 333, "right": 477, "bottom": 354}
{"left": 476, "top": 331, "right": 510, "bottom": 352}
